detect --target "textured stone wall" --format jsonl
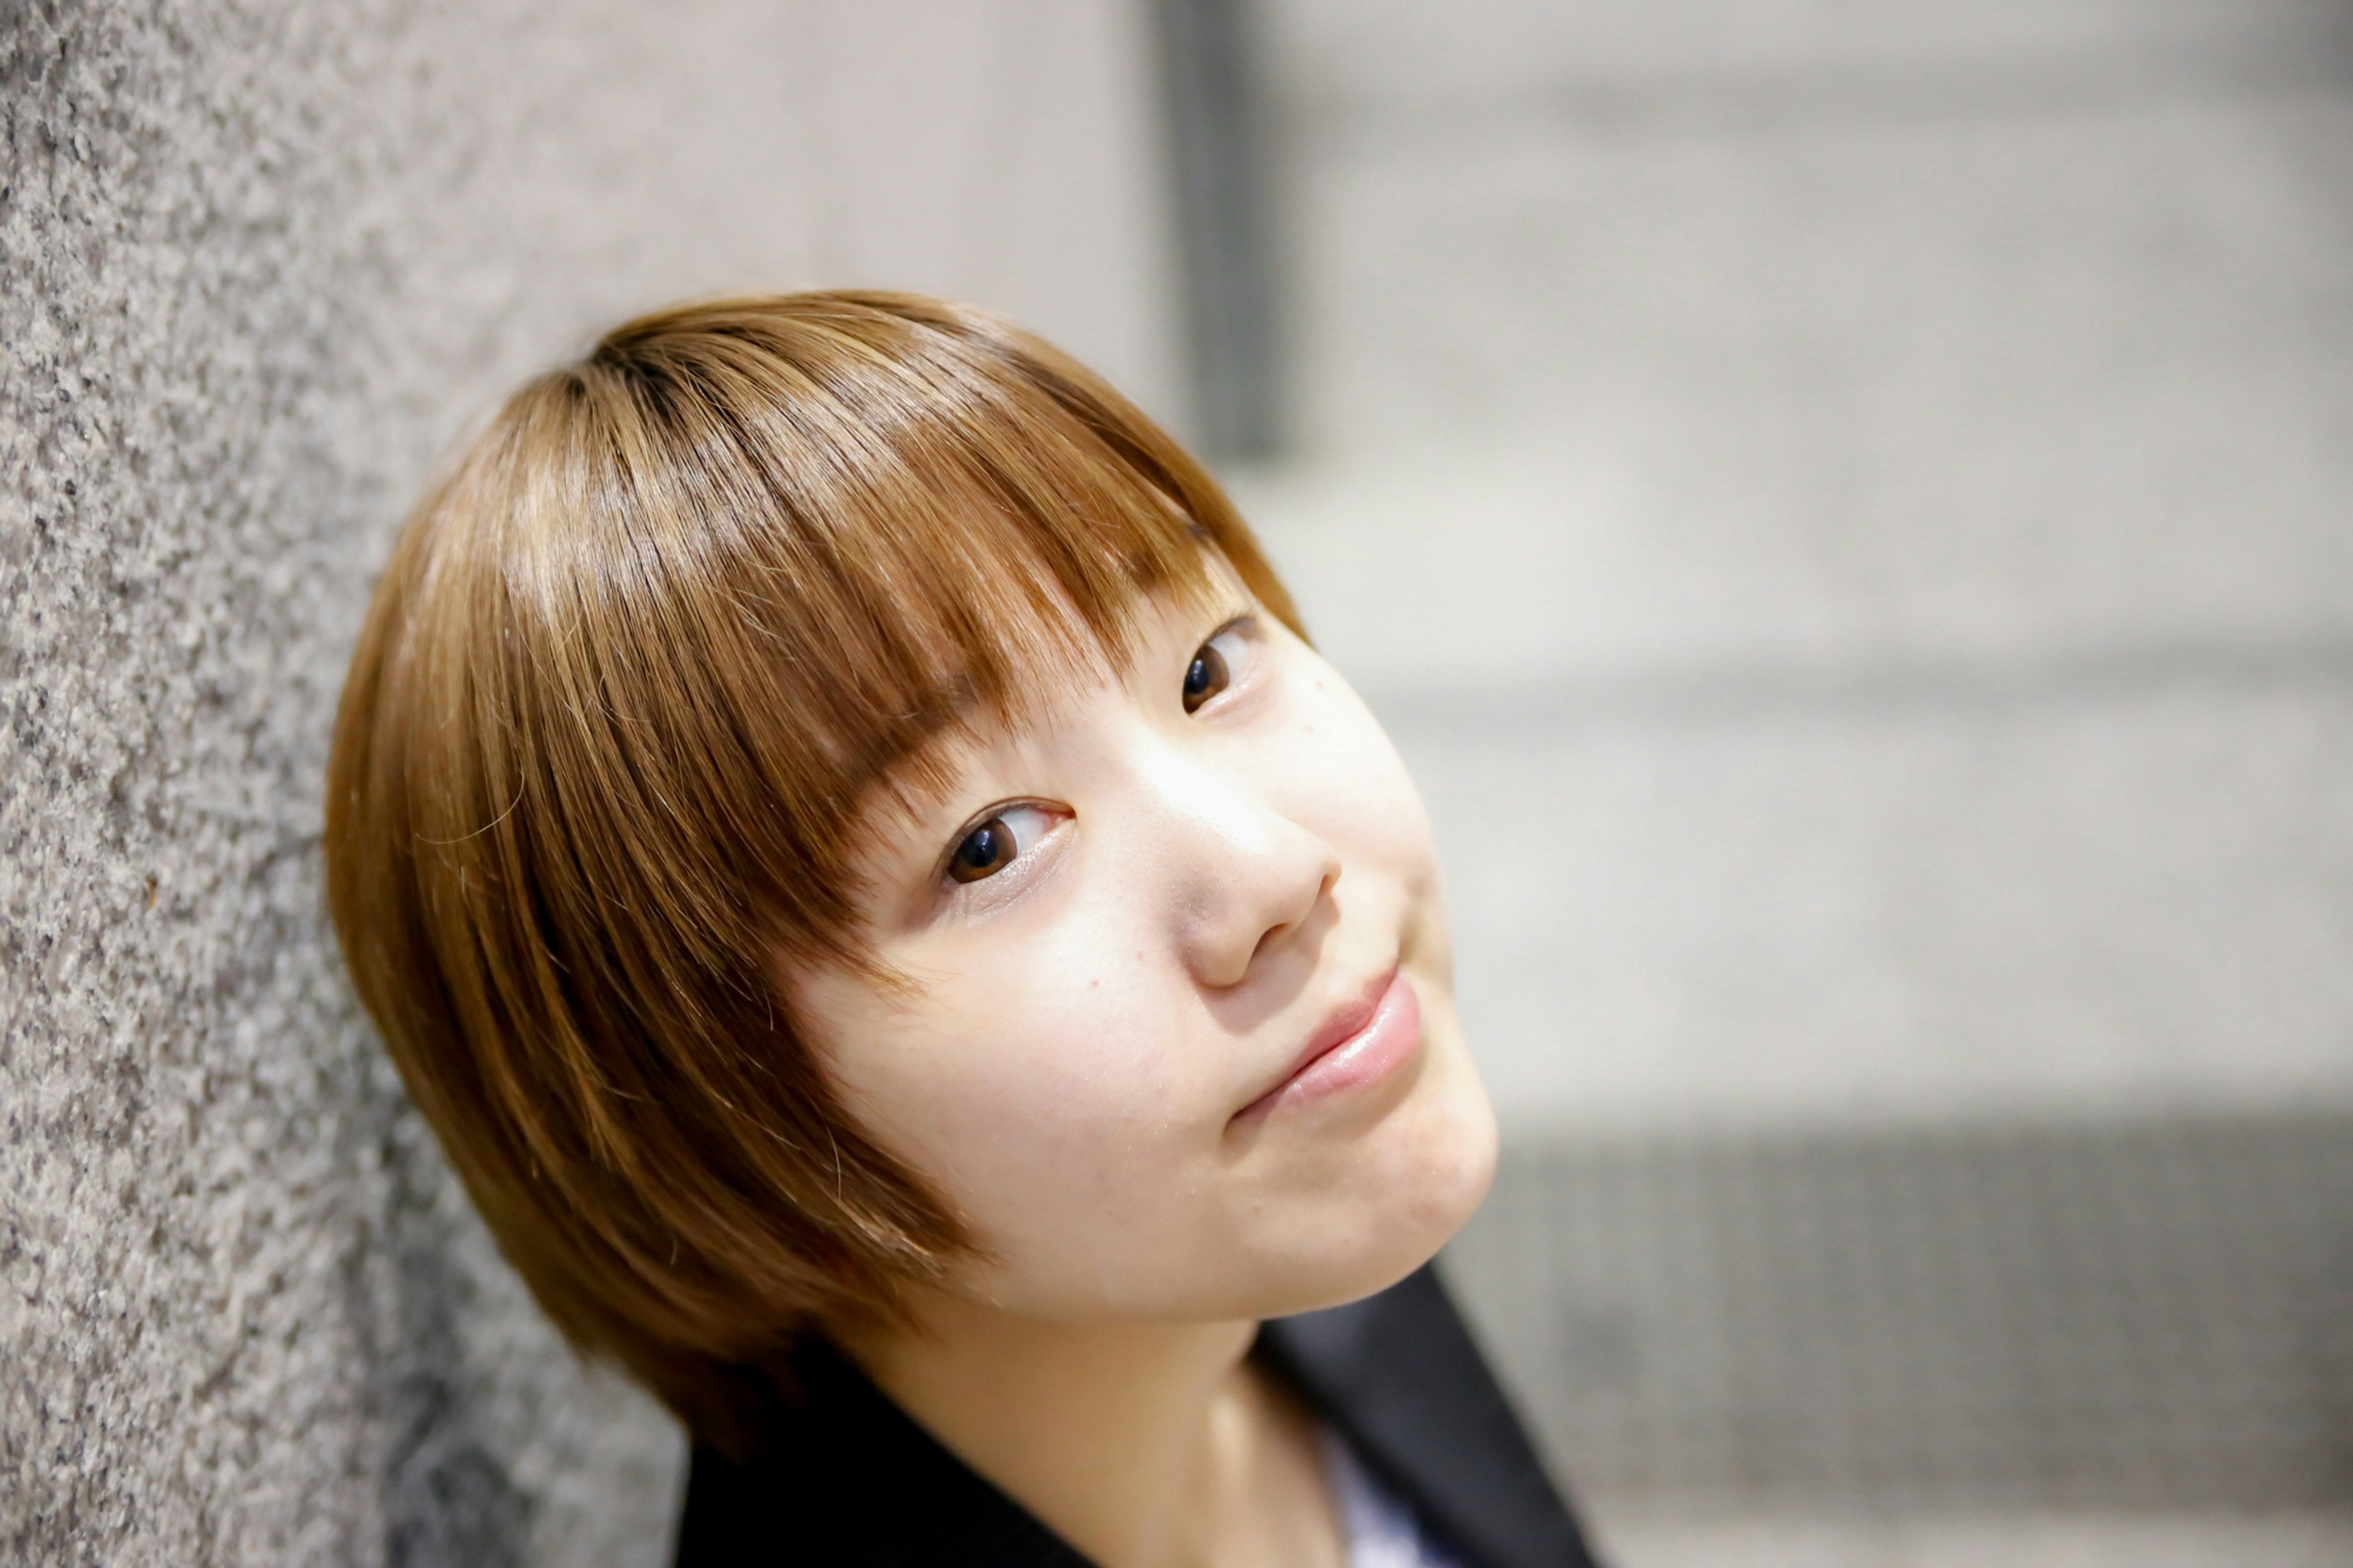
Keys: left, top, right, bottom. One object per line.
{"left": 0, "top": 4, "right": 1174, "bottom": 1564}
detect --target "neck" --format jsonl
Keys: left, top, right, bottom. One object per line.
{"left": 838, "top": 1296, "right": 1340, "bottom": 1568}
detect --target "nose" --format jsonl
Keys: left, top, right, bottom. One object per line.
{"left": 1131, "top": 738, "right": 1343, "bottom": 990}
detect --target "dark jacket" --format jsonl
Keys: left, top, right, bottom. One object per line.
{"left": 674, "top": 1265, "right": 1601, "bottom": 1567}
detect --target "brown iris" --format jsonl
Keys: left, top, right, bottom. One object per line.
{"left": 1182, "top": 640, "right": 1230, "bottom": 713}
{"left": 949, "top": 817, "right": 1019, "bottom": 883}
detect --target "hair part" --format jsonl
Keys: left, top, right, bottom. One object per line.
{"left": 325, "top": 292, "right": 1302, "bottom": 1450}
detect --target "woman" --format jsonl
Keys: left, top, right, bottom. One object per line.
{"left": 325, "top": 292, "right": 1597, "bottom": 1567}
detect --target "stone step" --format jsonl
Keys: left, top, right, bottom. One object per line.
{"left": 1445, "top": 1114, "right": 2353, "bottom": 1509}
{"left": 1593, "top": 1510, "right": 2353, "bottom": 1568}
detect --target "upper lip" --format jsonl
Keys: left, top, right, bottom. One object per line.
{"left": 1240, "top": 963, "right": 1400, "bottom": 1115}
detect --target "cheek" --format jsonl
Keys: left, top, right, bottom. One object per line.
{"left": 1279, "top": 672, "right": 1443, "bottom": 888}
{"left": 797, "top": 931, "right": 1211, "bottom": 1273}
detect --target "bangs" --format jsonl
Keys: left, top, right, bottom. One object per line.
{"left": 456, "top": 295, "right": 1272, "bottom": 969}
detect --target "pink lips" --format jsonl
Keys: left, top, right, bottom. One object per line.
{"left": 1235, "top": 969, "right": 1423, "bottom": 1123}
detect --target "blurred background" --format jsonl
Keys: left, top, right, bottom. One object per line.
{"left": 6, "top": 2, "right": 2351, "bottom": 1565}
{"left": 1232, "top": 6, "right": 2353, "bottom": 1564}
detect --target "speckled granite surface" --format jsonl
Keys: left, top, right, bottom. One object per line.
{"left": 0, "top": 4, "right": 1172, "bottom": 1564}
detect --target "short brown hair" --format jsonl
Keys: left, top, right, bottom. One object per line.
{"left": 325, "top": 292, "right": 1302, "bottom": 1449}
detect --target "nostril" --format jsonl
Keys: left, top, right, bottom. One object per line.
{"left": 1244, "top": 866, "right": 1337, "bottom": 971}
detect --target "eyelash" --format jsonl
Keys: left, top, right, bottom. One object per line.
{"left": 939, "top": 800, "right": 1059, "bottom": 890}
{"left": 1186, "top": 616, "right": 1254, "bottom": 711}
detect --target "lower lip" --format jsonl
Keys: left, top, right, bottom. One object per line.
{"left": 1238, "top": 972, "right": 1423, "bottom": 1122}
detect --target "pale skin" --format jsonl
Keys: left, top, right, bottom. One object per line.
{"left": 793, "top": 561, "right": 1499, "bottom": 1568}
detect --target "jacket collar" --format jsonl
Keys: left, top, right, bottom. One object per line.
{"left": 1258, "top": 1265, "right": 1599, "bottom": 1568}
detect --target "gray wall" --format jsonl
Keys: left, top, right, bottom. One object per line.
{"left": 0, "top": 4, "right": 1173, "bottom": 1564}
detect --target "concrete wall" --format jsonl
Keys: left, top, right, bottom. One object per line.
{"left": 0, "top": 4, "right": 1174, "bottom": 1564}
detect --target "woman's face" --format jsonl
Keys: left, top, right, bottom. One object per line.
{"left": 794, "top": 566, "right": 1496, "bottom": 1324}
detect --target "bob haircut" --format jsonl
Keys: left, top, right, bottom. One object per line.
{"left": 325, "top": 292, "right": 1303, "bottom": 1451}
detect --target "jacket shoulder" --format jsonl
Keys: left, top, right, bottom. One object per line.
{"left": 672, "top": 1341, "right": 1093, "bottom": 1568}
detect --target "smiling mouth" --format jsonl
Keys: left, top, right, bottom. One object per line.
{"left": 1234, "top": 966, "right": 1423, "bottom": 1123}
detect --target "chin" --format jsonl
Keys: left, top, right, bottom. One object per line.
{"left": 1260, "top": 1036, "right": 1500, "bottom": 1320}
{"left": 975, "top": 1031, "right": 1500, "bottom": 1327}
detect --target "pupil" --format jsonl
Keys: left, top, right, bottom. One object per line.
{"left": 1183, "top": 643, "right": 1229, "bottom": 713}
{"left": 960, "top": 825, "right": 1000, "bottom": 867}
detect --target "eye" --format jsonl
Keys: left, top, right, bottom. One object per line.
{"left": 945, "top": 803, "right": 1051, "bottom": 885}
{"left": 1182, "top": 623, "right": 1249, "bottom": 714}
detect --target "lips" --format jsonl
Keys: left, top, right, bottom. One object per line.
{"left": 1234, "top": 966, "right": 1423, "bottom": 1123}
